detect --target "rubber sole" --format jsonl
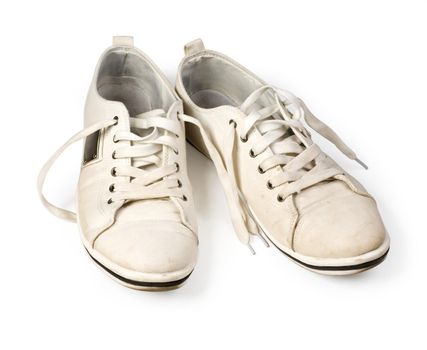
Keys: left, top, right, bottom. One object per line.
{"left": 264, "top": 234, "right": 389, "bottom": 275}
{"left": 85, "top": 248, "right": 193, "bottom": 291}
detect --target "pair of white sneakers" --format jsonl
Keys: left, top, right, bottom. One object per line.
{"left": 38, "top": 36, "right": 390, "bottom": 290}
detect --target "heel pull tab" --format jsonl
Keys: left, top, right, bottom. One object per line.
{"left": 112, "top": 36, "right": 134, "bottom": 47}
{"left": 184, "top": 39, "right": 205, "bottom": 56}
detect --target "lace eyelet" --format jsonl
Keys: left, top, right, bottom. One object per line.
{"left": 240, "top": 136, "right": 248, "bottom": 143}
{"left": 113, "top": 135, "right": 119, "bottom": 143}
{"left": 174, "top": 149, "right": 179, "bottom": 155}
{"left": 111, "top": 167, "right": 117, "bottom": 177}
{"left": 177, "top": 111, "right": 181, "bottom": 122}
{"left": 277, "top": 194, "right": 285, "bottom": 202}
{"left": 112, "top": 151, "right": 116, "bottom": 159}
{"left": 109, "top": 184, "right": 115, "bottom": 192}
{"left": 249, "top": 149, "right": 256, "bottom": 158}
{"left": 177, "top": 179, "right": 182, "bottom": 188}
{"left": 107, "top": 198, "right": 113, "bottom": 204}
{"left": 258, "top": 166, "right": 265, "bottom": 174}
{"left": 229, "top": 119, "right": 237, "bottom": 128}
{"left": 267, "top": 181, "right": 274, "bottom": 190}
{"left": 174, "top": 162, "right": 180, "bottom": 172}
{"left": 113, "top": 116, "right": 119, "bottom": 125}
{"left": 182, "top": 195, "right": 187, "bottom": 201}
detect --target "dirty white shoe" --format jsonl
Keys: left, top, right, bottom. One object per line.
{"left": 176, "top": 39, "right": 389, "bottom": 275}
{"left": 38, "top": 36, "right": 198, "bottom": 290}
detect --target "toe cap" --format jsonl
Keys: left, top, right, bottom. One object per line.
{"left": 93, "top": 220, "right": 198, "bottom": 276}
{"left": 293, "top": 190, "right": 386, "bottom": 259}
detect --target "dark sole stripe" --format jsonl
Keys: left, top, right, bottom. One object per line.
{"left": 86, "top": 249, "right": 193, "bottom": 288}
{"left": 267, "top": 237, "right": 389, "bottom": 271}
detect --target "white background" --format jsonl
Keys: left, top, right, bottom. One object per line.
{"left": 1, "top": 0, "right": 426, "bottom": 349}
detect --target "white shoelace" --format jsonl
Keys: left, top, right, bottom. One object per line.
{"left": 38, "top": 109, "right": 184, "bottom": 222}
{"left": 182, "top": 85, "right": 367, "bottom": 253}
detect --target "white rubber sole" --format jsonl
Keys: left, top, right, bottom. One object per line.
{"left": 79, "top": 233, "right": 195, "bottom": 291}
{"left": 261, "top": 227, "right": 390, "bottom": 276}
{"left": 86, "top": 248, "right": 193, "bottom": 291}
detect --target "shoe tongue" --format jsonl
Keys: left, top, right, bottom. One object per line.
{"left": 132, "top": 108, "right": 166, "bottom": 137}
{"left": 241, "top": 87, "right": 275, "bottom": 112}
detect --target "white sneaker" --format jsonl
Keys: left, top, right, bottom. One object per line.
{"left": 176, "top": 39, "right": 389, "bottom": 275}
{"left": 38, "top": 36, "right": 198, "bottom": 290}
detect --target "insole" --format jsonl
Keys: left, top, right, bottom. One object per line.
{"left": 98, "top": 76, "right": 152, "bottom": 116}
{"left": 191, "top": 89, "right": 238, "bottom": 108}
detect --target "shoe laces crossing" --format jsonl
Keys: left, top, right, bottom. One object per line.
{"left": 109, "top": 109, "right": 185, "bottom": 204}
